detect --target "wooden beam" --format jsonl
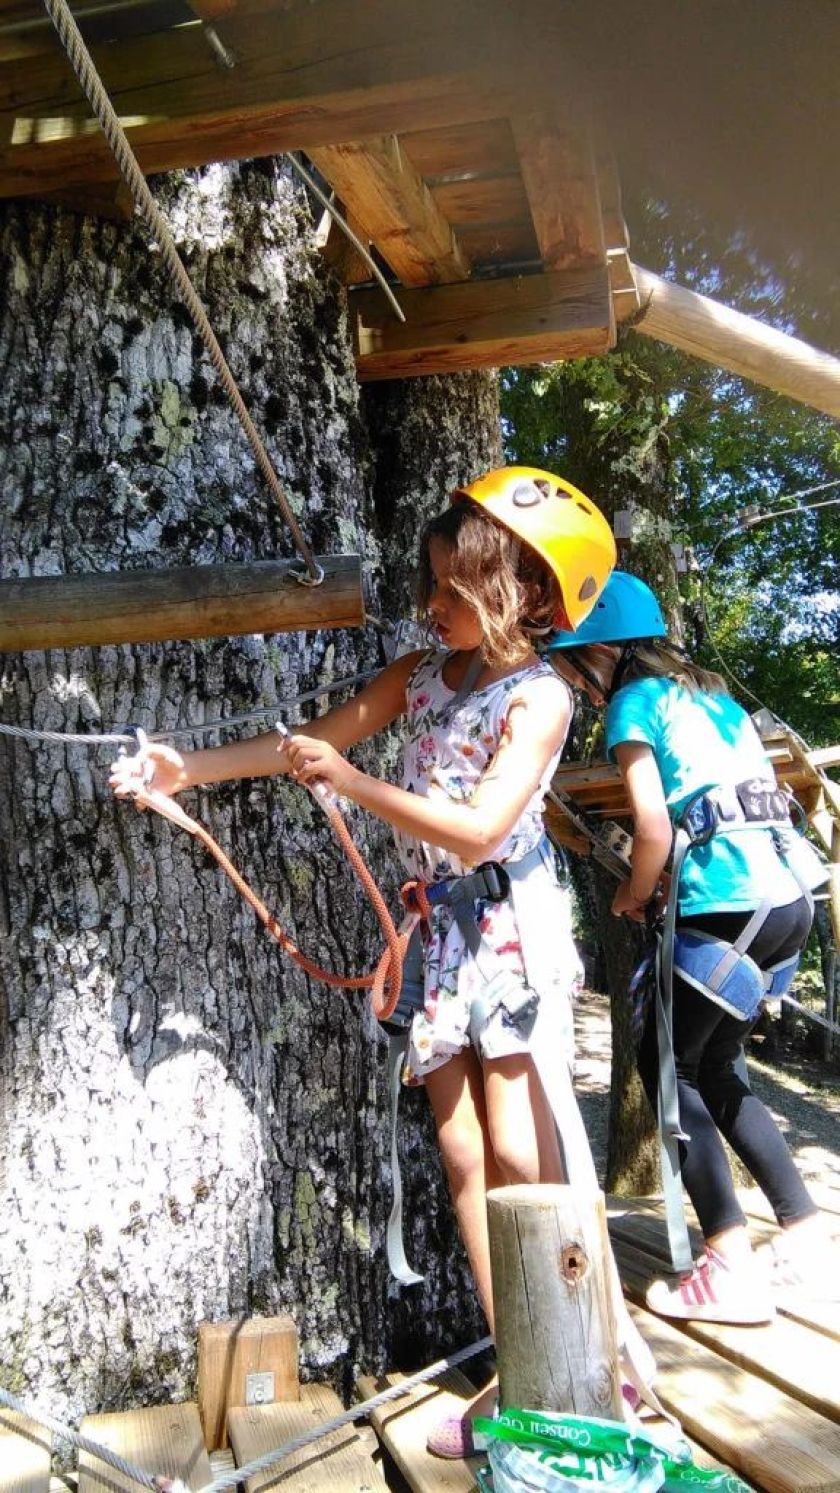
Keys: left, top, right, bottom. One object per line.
{"left": 511, "top": 113, "right": 606, "bottom": 271}
{"left": 632, "top": 265, "right": 840, "bottom": 420}
{"left": 307, "top": 134, "right": 470, "bottom": 287}
{"left": 316, "top": 201, "right": 373, "bottom": 287}
{"left": 353, "top": 265, "right": 614, "bottom": 380}
{"left": 0, "top": 556, "right": 364, "bottom": 651}
{"left": 0, "top": 0, "right": 556, "bottom": 197}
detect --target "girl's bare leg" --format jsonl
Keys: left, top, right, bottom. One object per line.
{"left": 483, "top": 1052, "right": 565, "bottom": 1185}
{"left": 425, "top": 1046, "right": 504, "bottom": 1328}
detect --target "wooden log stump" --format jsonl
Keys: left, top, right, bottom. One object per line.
{"left": 487, "top": 1183, "right": 622, "bottom": 1420}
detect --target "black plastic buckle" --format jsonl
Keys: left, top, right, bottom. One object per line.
{"left": 475, "top": 861, "right": 511, "bottom": 901}
{"left": 678, "top": 791, "right": 718, "bottom": 847}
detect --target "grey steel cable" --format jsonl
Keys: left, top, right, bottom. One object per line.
{"left": 286, "top": 153, "right": 405, "bottom": 324}
{"left": 195, "top": 1334, "right": 493, "bottom": 1493}
{"left": 0, "top": 669, "right": 378, "bottom": 749}
{"left": 0, "top": 1387, "right": 159, "bottom": 1490}
{"left": 41, "top": 0, "right": 322, "bottom": 586}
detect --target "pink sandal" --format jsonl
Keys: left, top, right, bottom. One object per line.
{"left": 426, "top": 1412, "right": 476, "bottom": 1459}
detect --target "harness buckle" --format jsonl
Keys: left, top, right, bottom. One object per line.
{"left": 677, "top": 791, "right": 718, "bottom": 846}
{"left": 474, "top": 861, "right": 510, "bottom": 901}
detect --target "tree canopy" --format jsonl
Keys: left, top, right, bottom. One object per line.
{"left": 501, "top": 199, "right": 840, "bottom": 746}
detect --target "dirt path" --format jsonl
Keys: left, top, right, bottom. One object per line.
{"left": 573, "top": 989, "right": 840, "bottom": 1196}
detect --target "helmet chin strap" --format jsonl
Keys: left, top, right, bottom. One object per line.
{"left": 605, "top": 641, "right": 640, "bottom": 701}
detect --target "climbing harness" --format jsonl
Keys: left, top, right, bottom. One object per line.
{"left": 119, "top": 728, "right": 407, "bottom": 1021}
{"left": 645, "top": 776, "right": 828, "bottom": 1273}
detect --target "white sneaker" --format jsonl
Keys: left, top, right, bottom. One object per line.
{"left": 770, "top": 1234, "right": 840, "bottom": 1303}
{"left": 646, "top": 1247, "right": 775, "bottom": 1324}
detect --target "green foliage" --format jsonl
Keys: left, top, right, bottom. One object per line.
{"left": 500, "top": 199, "right": 840, "bottom": 746}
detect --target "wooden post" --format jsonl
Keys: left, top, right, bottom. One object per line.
{"left": 487, "top": 1183, "right": 622, "bottom": 1419}
{"left": 631, "top": 266, "right": 840, "bottom": 419}
{"left": 197, "top": 1315, "right": 300, "bottom": 1451}
{"left": 0, "top": 554, "right": 364, "bottom": 651}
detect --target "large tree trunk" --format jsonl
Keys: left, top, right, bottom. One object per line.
{"left": 555, "top": 348, "right": 682, "bottom": 1195}
{"left": 0, "top": 160, "right": 500, "bottom": 1422}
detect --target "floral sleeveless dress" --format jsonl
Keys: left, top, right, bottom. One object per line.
{"left": 394, "top": 650, "right": 583, "bottom": 1083}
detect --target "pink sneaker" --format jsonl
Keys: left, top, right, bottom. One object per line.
{"left": 646, "top": 1247, "right": 774, "bottom": 1324}
{"left": 426, "top": 1412, "right": 476, "bottom": 1459}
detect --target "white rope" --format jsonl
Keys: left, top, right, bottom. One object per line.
{"left": 40, "top": 0, "right": 321, "bottom": 585}
{"left": 0, "top": 1335, "right": 493, "bottom": 1493}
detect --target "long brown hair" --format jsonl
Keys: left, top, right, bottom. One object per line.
{"left": 416, "top": 504, "right": 560, "bottom": 668}
{"left": 559, "top": 638, "right": 729, "bottom": 697}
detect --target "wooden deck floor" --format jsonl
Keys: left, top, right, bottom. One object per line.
{"left": 607, "top": 1187, "right": 840, "bottom": 1493}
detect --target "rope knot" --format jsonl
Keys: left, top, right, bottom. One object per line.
{"left": 400, "top": 879, "right": 433, "bottom": 921}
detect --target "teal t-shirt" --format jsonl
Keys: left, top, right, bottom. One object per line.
{"left": 605, "top": 676, "right": 802, "bottom": 915}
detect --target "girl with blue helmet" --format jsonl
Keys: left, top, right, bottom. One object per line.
{"left": 549, "top": 572, "right": 835, "bottom": 1323}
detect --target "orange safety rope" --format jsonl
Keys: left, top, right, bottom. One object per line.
{"left": 127, "top": 782, "right": 407, "bottom": 1020}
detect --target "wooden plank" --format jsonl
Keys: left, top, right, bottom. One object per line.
{"left": 316, "top": 203, "right": 374, "bottom": 287}
{"left": 511, "top": 113, "right": 607, "bottom": 271}
{"left": 0, "top": 555, "right": 364, "bottom": 651}
{"left": 633, "top": 265, "right": 840, "bottom": 421}
{"left": 353, "top": 265, "right": 613, "bottom": 380}
{"left": 357, "top": 1369, "right": 481, "bottom": 1492}
{"left": 612, "top": 1235, "right": 840, "bottom": 1424}
{"left": 456, "top": 221, "right": 541, "bottom": 269}
{"left": 307, "top": 134, "right": 471, "bottom": 287}
{"left": 78, "top": 1403, "right": 212, "bottom": 1492}
{"left": 228, "top": 1386, "right": 388, "bottom": 1493}
{"left": 197, "top": 1315, "right": 299, "bottom": 1453}
{"left": 0, "top": 1411, "right": 52, "bottom": 1493}
{"left": 399, "top": 118, "right": 519, "bottom": 181}
{"left": 429, "top": 174, "right": 530, "bottom": 230}
{"left": 624, "top": 1303, "right": 840, "bottom": 1493}
{"left": 0, "top": 1, "right": 560, "bottom": 197}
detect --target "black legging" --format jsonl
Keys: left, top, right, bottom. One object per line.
{"left": 637, "top": 895, "right": 818, "bottom": 1240}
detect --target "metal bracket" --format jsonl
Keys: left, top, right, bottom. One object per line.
{"left": 245, "top": 1371, "right": 275, "bottom": 1406}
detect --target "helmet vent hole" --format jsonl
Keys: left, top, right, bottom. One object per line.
{"left": 512, "top": 482, "right": 541, "bottom": 508}
{"left": 576, "top": 501, "right": 591, "bottom": 513}
{"left": 578, "top": 576, "right": 598, "bottom": 601}
{"left": 533, "top": 479, "right": 551, "bottom": 499}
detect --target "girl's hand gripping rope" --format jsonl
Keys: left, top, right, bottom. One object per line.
{"left": 109, "top": 730, "right": 190, "bottom": 803}
{"left": 277, "top": 722, "right": 357, "bottom": 802}
{"left": 108, "top": 731, "right": 198, "bottom": 835}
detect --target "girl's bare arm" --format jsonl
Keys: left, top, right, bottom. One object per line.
{"left": 286, "top": 676, "right": 572, "bottom": 863}
{"left": 110, "top": 650, "right": 424, "bottom": 799}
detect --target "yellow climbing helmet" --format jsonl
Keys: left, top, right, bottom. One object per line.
{"left": 452, "top": 465, "right": 616, "bottom": 630}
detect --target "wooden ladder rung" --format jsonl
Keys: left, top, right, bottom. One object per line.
{"left": 356, "top": 1369, "right": 480, "bottom": 1493}
{"left": 78, "top": 1403, "right": 211, "bottom": 1492}
{"left": 228, "top": 1385, "right": 388, "bottom": 1493}
{"left": 0, "top": 1411, "right": 52, "bottom": 1493}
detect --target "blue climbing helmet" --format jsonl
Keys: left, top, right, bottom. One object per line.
{"left": 546, "top": 571, "right": 667, "bottom": 650}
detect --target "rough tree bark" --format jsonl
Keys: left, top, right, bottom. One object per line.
{"left": 554, "top": 348, "right": 682, "bottom": 1195}
{"left": 0, "top": 159, "right": 500, "bottom": 1422}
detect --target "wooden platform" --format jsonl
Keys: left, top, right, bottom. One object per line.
{"left": 357, "top": 1367, "right": 482, "bottom": 1493}
{"left": 0, "top": 1410, "right": 51, "bottom": 1493}
{"left": 608, "top": 1189, "right": 840, "bottom": 1493}
{"left": 228, "top": 1385, "right": 388, "bottom": 1493}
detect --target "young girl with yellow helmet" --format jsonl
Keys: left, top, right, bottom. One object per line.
{"left": 111, "top": 466, "right": 619, "bottom": 1455}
